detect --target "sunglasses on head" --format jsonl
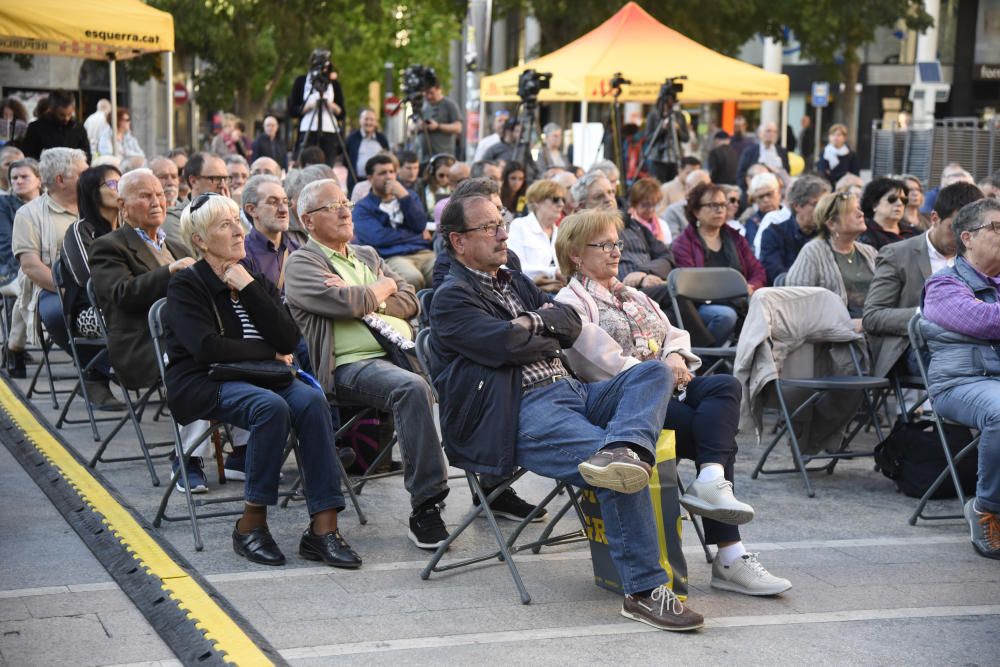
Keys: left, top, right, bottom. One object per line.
{"left": 190, "top": 191, "right": 223, "bottom": 212}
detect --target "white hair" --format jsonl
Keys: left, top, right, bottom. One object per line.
{"left": 39, "top": 147, "right": 87, "bottom": 189}
{"left": 589, "top": 159, "right": 619, "bottom": 179}
{"left": 180, "top": 193, "right": 240, "bottom": 259}
{"left": 749, "top": 172, "right": 780, "bottom": 196}
{"left": 118, "top": 168, "right": 157, "bottom": 200}
{"left": 684, "top": 169, "right": 710, "bottom": 189}
{"left": 298, "top": 178, "right": 339, "bottom": 216}
{"left": 96, "top": 99, "right": 112, "bottom": 113}
{"left": 570, "top": 171, "right": 609, "bottom": 207}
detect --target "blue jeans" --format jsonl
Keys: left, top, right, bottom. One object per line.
{"left": 933, "top": 378, "right": 1000, "bottom": 513}
{"left": 211, "top": 379, "right": 345, "bottom": 515}
{"left": 515, "top": 361, "right": 672, "bottom": 594}
{"left": 697, "top": 303, "right": 738, "bottom": 347}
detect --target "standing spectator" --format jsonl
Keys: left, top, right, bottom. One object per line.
{"left": 758, "top": 175, "right": 831, "bottom": 285}
{"left": 500, "top": 161, "right": 527, "bottom": 214}
{"left": 1, "top": 98, "right": 29, "bottom": 148}
{"left": 672, "top": 183, "right": 765, "bottom": 346}
{"left": 536, "top": 122, "right": 570, "bottom": 172}
{"left": 728, "top": 115, "right": 754, "bottom": 159}
{"left": 289, "top": 49, "right": 346, "bottom": 166}
{"left": 345, "top": 109, "right": 389, "bottom": 192}
{"left": 211, "top": 116, "right": 251, "bottom": 160}
{"left": 860, "top": 177, "right": 919, "bottom": 250}
{"left": 482, "top": 118, "right": 521, "bottom": 165}
{"left": 0, "top": 146, "right": 24, "bottom": 195}
{"left": 473, "top": 109, "right": 510, "bottom": 161}
{"left": 798, "top": 114, "right": 815, "bottom": 162}
{"left": 251, "top": 116, "right": 288, "bottom": 172}
{"left": 900, "top": 173, "right": 931, "bottom": 230}
{"left": 736, "top": 122, "right": 789, "bottom": 187}
{"left": 224, "top": 155, "right": 251, "bottom": 206}
{"left": 353, "top": 154, "right": 434, "bottom": 290}
{"left": 96, "top": 107, "right": 145, "bottom": 160}
{"left": 149, "top": 156, "right": 180, "bottom": 208}
{"left": 507, "top": 179, "right": 566, "bottom": 289}
{"left": 707, "top": 131, "right": 739, "bottom": 186}
{"left": 415, "top": 74, "right": 463, "bottom": 162}
{"left": 83, "top": 99, "right": 111, "bottom": 155}
{"left": 0, "top": 159, "right": 41, "bottom": 335}
{"left": 815, "top": 124, "right": 860, "bottom": 186}
{"left": 7, "top": 148, "right": 87, "bottom": 376}
{"left": 21, "top": 91, "right": 91, "bottom": 162}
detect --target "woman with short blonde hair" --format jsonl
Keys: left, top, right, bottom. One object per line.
{"left": 507, "top": 179, "right": 569, "bottom": 290}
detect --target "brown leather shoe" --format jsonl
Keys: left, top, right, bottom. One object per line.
{"left": 578, "top": 447, "right": 651, "bottom": 494}
{"left": 621, "top": 585, "right": 704, "bottom": 632}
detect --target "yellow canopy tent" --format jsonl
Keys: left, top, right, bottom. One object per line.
{"left": 481, "top": 2, "right": 788, "bottom": 104}
{"left": 0, "top": 0, "right": 177, "bottom": 148}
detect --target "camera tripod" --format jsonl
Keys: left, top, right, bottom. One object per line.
{"left": 298, "top": 74, "right": 357, "bottom": 183}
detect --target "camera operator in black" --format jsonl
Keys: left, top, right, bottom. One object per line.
{"left": 289, "top": 49, "right": 346, "bottom": 167}
{"left": 412, "top": 71, "right": 463, "bottom": 162}
{"left": 643, "top": 81, "right": 689, "bottom": 183}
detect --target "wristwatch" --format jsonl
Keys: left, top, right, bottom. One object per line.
{"left": 377, "top": 301, "right": 387, "bottom": 314}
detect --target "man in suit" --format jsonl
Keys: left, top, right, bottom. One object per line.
{"left": 89, "top": 169, "right": 194, "bottom": 392}
{"left": 862, "top": 182, "right": 984, "bottom": 378}
{"left": 345, "top": 108, "right": 389, "bottom": 193}
{"left": 736, "top": 122, "right": 789, "bottom": 187}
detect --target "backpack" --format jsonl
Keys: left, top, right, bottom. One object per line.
{"left": 874, "top": 419, "right": 978, "bottom": 499}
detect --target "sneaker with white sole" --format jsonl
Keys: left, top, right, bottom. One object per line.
{"left": 224, "top": 446, "right": 247, "bottom": 482}
{"left": 578, "top": 447, "right": 651, "bottom": 494}
{"left": 681, "top": 478, "right": 754, "bottom": 525}
{"left": 711, "top": 553, "right": 791, "bottom": 596}
{"left": 172, "top": 456, "right": 208, "bottom": 494}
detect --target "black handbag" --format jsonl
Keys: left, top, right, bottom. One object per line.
{"left": 193, "top": 269, "right": 297, "bottom": 390}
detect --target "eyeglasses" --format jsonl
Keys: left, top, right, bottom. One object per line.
{"left": 585, "top": 240, "right": 624, "bottom": 253}
{"left": 970, "top": 220, "right": 1000, "bottom": 234}
{"left": 698, "top": 202, "right": 727, "bottom": 212}
{"left": 456, "top": 220, "right": 510, "bottom": 237}
{"left": 103, "top": 179, "right": 119, "bottom": 191}
{"left": 198, "top": 175, "right": 229, "bottom": 185}
{"left": 190, "top": 191, "right": 223, "bottom": 212}
{"left": 305, "top": 200, "right": 354, "bottom": 215}
{"left": 885, "top": 194, "right": 902, "bottom": 205}
{"left": 727, "top": 197, "right": 740, "bottom": 204}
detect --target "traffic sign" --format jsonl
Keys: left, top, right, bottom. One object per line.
{"left": 173, "top": 82, "right": 188, "bottom": 106}
{"left": 383, "top": 95, "right": 402, "bottom": 117}
{"left": 811, "top": 81, "right": 829, "bottom": 108}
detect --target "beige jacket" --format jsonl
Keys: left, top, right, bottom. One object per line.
{"left": 554, "top": 278, "right": 701, "bottom": 382}
{"left": 284, "top": 240, "right": 418, "bottom": 395}
{"left": 734, "top": 286, "right": 868, "bottom": 454}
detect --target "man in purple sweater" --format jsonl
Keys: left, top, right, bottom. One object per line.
{"left": 921, "top": 198, "right": 1000, "bottom": 560}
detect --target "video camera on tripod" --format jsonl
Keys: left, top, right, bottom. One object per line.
{"left": 517, "top": 69, "right": 551, "bottom": 106}
{"left": 402, "top": 64, "right": 437, "bottom": 121}
{"left": 309, "top": 49, "right": 334, "bottom": 94}
{"left": 656, "top": 76, "right": 687, "bottom": 109}
{"left": 511, "top": 69, "right": 551, "bottom": 174}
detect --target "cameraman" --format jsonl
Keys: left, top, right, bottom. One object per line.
{"left": 644, "top": 85, "right": 689, "bottom": 183}
{"left": 412, "top": 73, "right": 463, "bottom": 162}
{"left": 289, "top": 49, "right": 346, "bottom": 167}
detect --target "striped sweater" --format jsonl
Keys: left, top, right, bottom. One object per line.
{"left": 784, "top": 237, "right": 877, "bottom": 305}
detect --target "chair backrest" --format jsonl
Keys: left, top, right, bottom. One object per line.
{"left": 667, "top": 267, "right": 749, "bottom": 303}
{"left": 147, "top": 298, "right": 170, "bottom": 384}
{"left": 417, "top": 288, "right": 434, "bottom": 330}
{"left": 907, "top": 312, "right": 933, "bottom": 390}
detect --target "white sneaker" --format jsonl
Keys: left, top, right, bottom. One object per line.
{"left": 681, "top": 478, "right": 754, "bottom": 525}
{"left": 711, "top": 553, "right": 791, "bottom": 596}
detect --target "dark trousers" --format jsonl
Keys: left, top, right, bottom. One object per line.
{"left": 649, "top": 161, "right": 678, "bottom": 183}
{"left": 666, "top": 374, "right": 743, "bottom": 545}
{"left": 296, "top": 131, "right": 343, "bottom": 167}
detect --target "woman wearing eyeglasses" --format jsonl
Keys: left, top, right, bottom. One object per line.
{"left": 96, "top": 107, "right": 145, "bottom": 160}
{"left": 859, "top": 177, "right": 918, "bottom": 250}
{"left": 507, "top": 179, "right": 567, "bottom": 292}
{"left": 672, "top": 183, "right": 766, "bottom": 347}
{"left": 163, "top": 191, "right": 361, "bottom": 570}
{"left": 554, "top": 209, "right": 791, "bottom": 597}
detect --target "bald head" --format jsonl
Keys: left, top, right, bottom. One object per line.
{"left": 118, "top": 169, "right": 166, "bottom": 230}
{"left": 251, "top": 156, "right": 281, "bottom": 177}
{"left": 449, "top": 161, "right": 471, "bottom": 188}
{"left": 758, "top": 122, "right": 778, "bottom": 147}
{"left": 684, "top": 169, "right": 710, "bottom": 193}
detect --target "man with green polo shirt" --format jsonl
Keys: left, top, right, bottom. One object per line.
{"left": 283, "top": 178, "right": 452, "bottom": 550}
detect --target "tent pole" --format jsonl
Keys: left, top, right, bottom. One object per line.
{"left": 109, "top": 54, "right": 118, "bottom": 156}
{"left": 781, "top": 99, "right": 788, "bottom": 149}
{"left": 166, "top": 52, "right": 175, "bottom": 150}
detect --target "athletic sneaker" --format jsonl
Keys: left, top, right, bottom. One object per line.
{"left": 474, "top": 486, "right": 548, "bottom": 522}
{"left": 681, "top": 478, "right": 755, "bottom": 525}
{"left": 408, "top": 502, "right": 449, "bottom": 550}
{"left": 711, "top": 553, "right": 791, "bottom": 596}
{"left": 578, "top": 447, "right": 651, "bottom": 494}
{"left": 965, "top": 499, "right": 1000, "bottom": 560}
{"left": 172, "top": 456, "right": 208, "bottom": 494}
{"left": 224, "top": 446, "right": 247, "bottom": 482}
{"left": 621, "top": 585, "right": 704, "bottom": 632}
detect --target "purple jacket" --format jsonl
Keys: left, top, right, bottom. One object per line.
{"left": 671, "top": 224, "right": 767, "bottom": 290}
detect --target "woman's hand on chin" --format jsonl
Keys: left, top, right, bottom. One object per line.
{"left": 222, "top": 264, "right": 255, "bottom": 291}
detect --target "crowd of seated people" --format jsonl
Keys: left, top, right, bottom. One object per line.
{"left": 4, "top": 96, "right": 999, "bottom": 645}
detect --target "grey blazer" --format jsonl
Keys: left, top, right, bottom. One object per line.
{"left": 862, "top": 232, "right": 933, "bottom": 378}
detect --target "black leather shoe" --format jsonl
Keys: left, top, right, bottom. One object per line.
{"left": 5, "top": 348, "right": 26, "bottom": 379}
{"left": 299, "top": 526, "right": 362, "bottom": 569}
{"left": 232, "top": 523, "right": 286, "bottom": 566}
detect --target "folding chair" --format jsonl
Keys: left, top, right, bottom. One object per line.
{"left": 414, "top": 328, "right": 588, "bottom": 604}
{"left": 906, "top": 314, "right": 981, "bottom": 525}
{"left": 85, "top": 280, "right": 172, "bottom": 486}
{"left": 416, "top": 287, "right": 433, "bottom": 330}
{"left": 667, "top": 267, "right": 747, "bottom": 375}
{"left": 751, "top": 334, "right": 890, "bottom": 497}
{"left": 51, "top": 262, "right": 120, "bottom": 441}
{"left": 25, "top": 314, "right": 76, "bottom": 409}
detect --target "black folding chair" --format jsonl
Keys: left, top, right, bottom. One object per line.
{"left": 906, "top": 314, "right": 981, "bottom": 525}
{"left": 51, "top": 262, "right": 120, "bottom": 441}
{"left": 414, "top": 328, "right": 588, "bottom": 604}
{"left": 25, "top": 312, "right": 76, "bottom": 409}
{"left": 85, "top": 280, "right": 172, "bottom": 486}
{"left": 667, "top": 267, "right": 748, "bottom": 375}
{"left": 416, "top": 287, "right": 433, "bottom": 330}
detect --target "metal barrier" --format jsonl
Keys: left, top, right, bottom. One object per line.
{"left": 870, "top": 118, "right": 999, "bottom": 186}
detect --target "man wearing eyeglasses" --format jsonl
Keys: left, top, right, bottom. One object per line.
{"left": 921, "top": 198, "right": 1000, "bottom": 560}
{"left": 353, "top": 154, "right": 435, "bottom": 290}
{"left": 428, "top": 196, "right": 705, "bottom": 632}
{"left": 284, "top": 178, "right": 452, "bottom": 551}
{"left": 161, "top": 152, "right": 231, "bottom": 255}
{"left": 239, "top": 175, "right": 297, "bottom": 294}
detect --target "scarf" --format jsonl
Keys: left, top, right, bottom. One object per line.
{"left": 363, "top": 312, "right": 414, "bottom": 351}
{"left": 823, "top": 143, "right": 850, "bottom": 170}
{"left": 629, "top": 210, "right": 665, "bottom": 241}
{"left": 580, "top": 276, "right": 666, "bottom": 361}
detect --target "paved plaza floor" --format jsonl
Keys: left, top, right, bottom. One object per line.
{"left": 1, "top": 358, "right": 997, "bottom": 666}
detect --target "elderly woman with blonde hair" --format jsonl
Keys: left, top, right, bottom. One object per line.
{"left": 553, "top": 208, "right": 791, "bottom": 597}
{"left": 506, "top": 179, "right": 568, "bottom": 291}
{"left": 163, "top": 191, "right": 360, "bottom": 570}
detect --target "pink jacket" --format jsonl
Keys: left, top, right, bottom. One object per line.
{"left": 671, "top": 224, "right": 767, "bottom": 290}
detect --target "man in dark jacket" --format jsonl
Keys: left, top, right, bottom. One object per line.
{"left": 707, "top": 131, "right": 739, "bottom": 186}
{"left": 353, "top": 154, "right": 434, "bottom": 289}
{"left": 345, "top": 109, "right": 389, "bottom": 192}
{"left": 429, "top": 192, "right": 705, "bottom": 632}
{"left": 736, "top": 122, "right": 790, "bottom": 187}
{"left": 758, "top": 175, "right": 830, "bottom": 285}
{"left": 251, "top": 116, "right": 288, "bottom": 172}
{"left": 22, "top": 91, "right": 91, "bottom": 163}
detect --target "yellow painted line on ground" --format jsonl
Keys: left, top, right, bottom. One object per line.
{"left": 0, "top": 379, "right": 272, "bottom": 667}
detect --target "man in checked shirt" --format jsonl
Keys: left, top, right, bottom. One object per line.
{"left": 428, "top": 192, "right": 705, "bottom": 632}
